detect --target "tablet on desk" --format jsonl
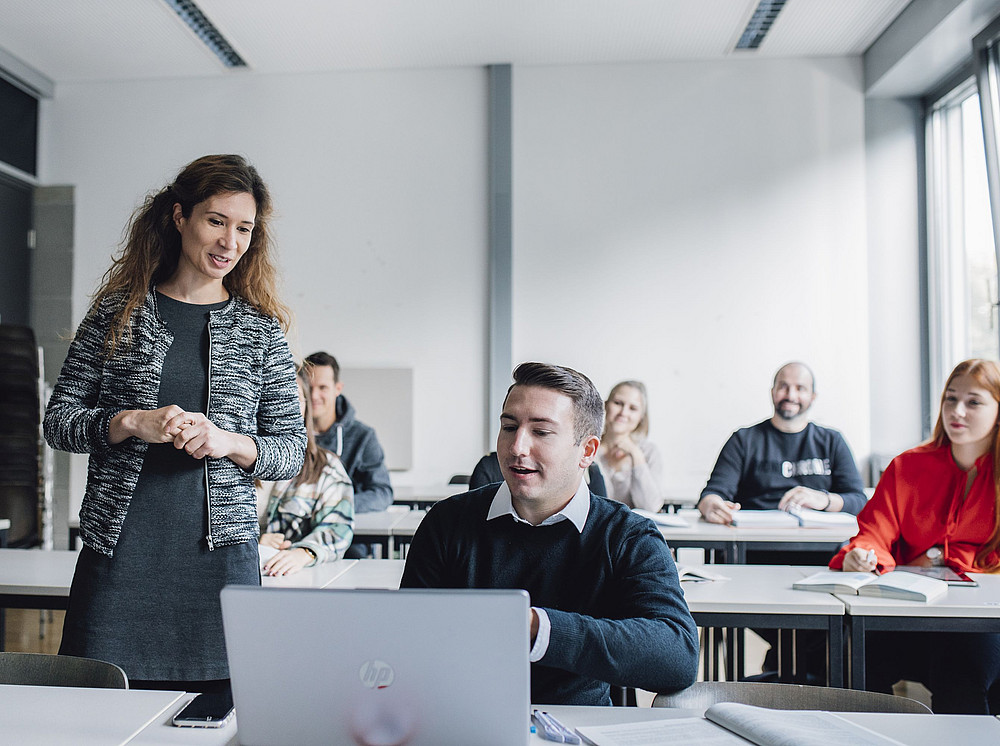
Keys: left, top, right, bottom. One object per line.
{"left": 898, "top": 564, "right": 978, "bottom": 586}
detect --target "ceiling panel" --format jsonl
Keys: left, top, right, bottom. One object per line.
{"left": 758, "top": 0, "right": 912, "bottom": 56}
{"left": 0, "top": 0, "right": 914, "bottom": 84}
{"left": 0, "top": 0, "right": 224, "bottom": 82}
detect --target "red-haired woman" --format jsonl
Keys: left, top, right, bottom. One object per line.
{"left": 830, "top": 359, "right": 1000, "bottom": 713}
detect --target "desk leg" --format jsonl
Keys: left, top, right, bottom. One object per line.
{"left": 712, "top": 628, "right": 721, "bottom": 680}
{"left": 828, "top": 615, "right": 844, "bottom": 688}
{"left": 778, "top": 629, "right": 793, "bottom": 682}
{"left": 732, "top": 542, "right": 745, "bottom": 564}
{"left": 0, "top": 524, "right": 5, "bottom": 648}
{"left": 733, "top": 628, "right": 744, "bottom": 681}
{"left": 700, "top": 627, "right": 712, "bottom": 681}
{"left": 850, "top": 617, "right": 866, "bottom": 690}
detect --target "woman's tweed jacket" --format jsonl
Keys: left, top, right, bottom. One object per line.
{"left": 44, "top": 290, "right": 306, "bottom": 557}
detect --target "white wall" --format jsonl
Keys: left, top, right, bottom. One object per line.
{"left": 40, "top": 56, "right": 907, "bottom": 515}
{"left": 39, "top": 68, "right": 490, "bottom": 509}
{"left": 513, "top": 58, "right": 872, "bottom": 493}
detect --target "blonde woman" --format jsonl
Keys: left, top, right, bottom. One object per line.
{"left": 596, "top": 380, "right": 666, "bottom": 512}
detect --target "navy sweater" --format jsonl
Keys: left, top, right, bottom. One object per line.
{"left": 700, "top": 420, "right": 866, "bottom": 514}
{"left": 400, "top": 486, "right": 699, "bottom": 705}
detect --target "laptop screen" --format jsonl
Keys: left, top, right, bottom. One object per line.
{"left": 221, "top": 586, "right": 531, "bottom": 746}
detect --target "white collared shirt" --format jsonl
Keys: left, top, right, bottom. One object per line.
{"left": 487, "top": 477, "right": 591, "bottom": 661}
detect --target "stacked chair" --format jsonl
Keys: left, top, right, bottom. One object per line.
{"left": 0, "top": 324, "right": 43, "bottom": 548}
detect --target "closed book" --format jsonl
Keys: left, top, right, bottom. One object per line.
{"left": 730, "top": 510, "right": 799, "bottom": 528}
{"left": 857, "top": 571, "right": 948, "bottom": 602}
{"left": 788, "top": 506, "right": 858, "bottom": 527}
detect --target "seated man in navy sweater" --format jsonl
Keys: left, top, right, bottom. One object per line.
{"left": 401, "top": 362, "right": 698, "bottom": 705}
{"left": 697, "top": 361, "right": 865, "bottom": 681}
{"left": 697, "top": 361, "right": 865, "bottom": 525}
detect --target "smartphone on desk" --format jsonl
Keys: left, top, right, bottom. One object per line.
{"left": 171, "top": 691, "right": 235, "bottom": 728}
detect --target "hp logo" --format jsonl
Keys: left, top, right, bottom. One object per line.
{"left": 359, "top": 660, "right": 395, "bottom": 689}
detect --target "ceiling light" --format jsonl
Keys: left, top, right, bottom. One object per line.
{"left": 735, "top": 0, "right": 788, "bottom": 50}
{"left": 163, "top": 0, "right": 247, "bottom": 68}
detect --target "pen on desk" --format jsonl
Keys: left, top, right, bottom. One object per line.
{"left": 532, "top": 709, "right": 581, "bottom": 744}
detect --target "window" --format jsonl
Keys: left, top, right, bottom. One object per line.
{"left": 925, "top": 82, "right": 999, "bottom": 410}
{"left": 0, "top": 75, "right": 38, "bottom": 176}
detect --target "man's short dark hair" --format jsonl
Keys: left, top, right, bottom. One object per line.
{"left": 305, "top": 351, "right": 340, "bottom": 383}
{"left": 506, "top": 362, "right": 605, "bottom": 444}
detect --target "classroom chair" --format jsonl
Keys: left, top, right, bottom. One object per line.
{"left": 652, "top": 681, "right": 931, "bottom": 713}
{"left": 0, "top": 652, "right": 129, "bottom": 689}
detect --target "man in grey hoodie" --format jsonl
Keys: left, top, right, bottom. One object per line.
{"left": 305, "top": 352, "right": 394, "bottom": 513}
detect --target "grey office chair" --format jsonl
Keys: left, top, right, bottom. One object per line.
{"left": 653, "top": 682, "right": 930, "bottom": 714}
{"left": 0, "top": 652, "right": 129, "bottom": 689}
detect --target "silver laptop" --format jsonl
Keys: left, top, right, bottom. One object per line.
{"left": 221, "top": 586, "right": 531, "bottom": 746}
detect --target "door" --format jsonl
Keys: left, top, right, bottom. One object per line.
{"left": 0, "top": 174, "right": 32, "bottom": 326}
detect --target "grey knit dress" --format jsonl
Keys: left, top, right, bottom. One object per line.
{"left": 59, "top": 293, "right": 260, "bottom": 681}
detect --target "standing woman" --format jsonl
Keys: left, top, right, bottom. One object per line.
{"left": 597, "top": 380, "right": 667, "bottom": 512}
{"left": 44, "top": 154, "right": 306, "bottom": 692}
{"left": 830, "top": 359, "right": 1000, "bottom": 713}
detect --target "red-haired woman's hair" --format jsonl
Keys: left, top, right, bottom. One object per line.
{"left": 931, "top": 359, "right": 1000, "bottom": 570}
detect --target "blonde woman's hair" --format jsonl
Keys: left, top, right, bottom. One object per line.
{"left": 602, "top": 380, "right": 649, "bottom": 440}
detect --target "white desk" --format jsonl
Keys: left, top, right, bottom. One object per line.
{"left": 5, "top": 686, "right": 999, "bottom": 745}
{"left": 0, "top": 683, "right": 188, "bottom": 746}
{"left": 327, "top": 561, "right": 846, "bottom": 686}
{"left": 0, "top": 548, "right": 360, "bottom": 608}
{"left": 681, "top": 564, "right": 846, "bottom": 686}
{"left": 352, "top": 506, "right": 857, "bottom": 565}
{"left": 261, "top": 558, "right": 358, "bottom": 588}
{"left": 537, "top": 705, "right": 1000, "bottom": 745}
{"left": 0, "top": 547, "right": 79, "bottom": 608}
{"left": 658, "top": 509, "right": 857, "bottom": 564}
{"left": 837, "top": 572, "right": 1000, "bottom": 689}
{"left": 353, "top": 508, "right": 425, "bottom": 557}
{"left": 392, "top": 484, "right": 461, "bottom": 509}
{"left": 324, "top": 558, "right": 405, "bottom": 588}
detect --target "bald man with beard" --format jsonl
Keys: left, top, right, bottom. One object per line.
{"left": 697, "top": 362, "right": 865, "bottom": 524}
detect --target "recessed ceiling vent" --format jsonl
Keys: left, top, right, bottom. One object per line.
{"left": 163, "top": 0, "right": 247, "bottom": 68}
{"left": 735, "top": 0, "right": 788, "bottom": 50}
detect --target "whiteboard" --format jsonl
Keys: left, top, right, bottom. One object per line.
{"left": 339, "top": 367, "right": 413, "bottom": 471}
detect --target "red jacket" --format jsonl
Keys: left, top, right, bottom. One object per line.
{"left": 829, "top": 442, "right": 999, "bottom": 573}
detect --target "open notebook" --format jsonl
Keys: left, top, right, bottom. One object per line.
{"left": 793, "top": 570, "right": 948, "bottom": 602}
